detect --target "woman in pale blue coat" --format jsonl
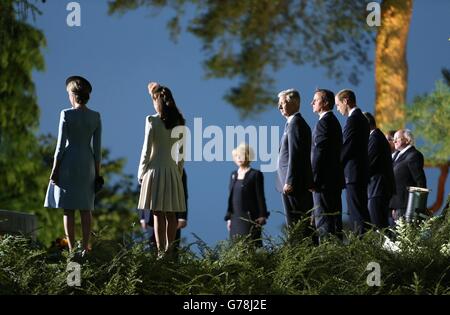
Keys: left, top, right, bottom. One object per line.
{"left": 44, "top": 76, "right": 102, "bottom": 253}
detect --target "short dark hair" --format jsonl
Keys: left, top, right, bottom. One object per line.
{"left": 387, "top": 130, "right": 396, "bottom": 138}
{"left": 363, "top": 112, "right": 376, "bottom": 129}
{"left": 336, "top": 89, "right": 356, "bottom": 106}
{"left": 315, "top": 88, "right": 335, "bottom": 110}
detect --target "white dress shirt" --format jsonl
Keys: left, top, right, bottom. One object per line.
{"left": 287, "top": 111, "right": 299, "bottom": 124}
{"left": 348, "top": 106, "right": 358, "bottom": 116}
{"left": 319, "top": 110, "right": 331, "bottom": 120}
{"left": 394, "top": 144, "right": 412, "bottom": 162}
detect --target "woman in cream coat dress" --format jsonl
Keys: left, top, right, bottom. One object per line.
{"left": 137, "top": 82, "right": 186, "bottom": 254}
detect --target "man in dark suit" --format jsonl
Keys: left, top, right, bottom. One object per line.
{"left": 310, "top": 89, "right": 344, "bottom": 240}
{"left": 335, "top": 89, "right": 371, "bottom": 235}
{"left": 174, "top": 169, "right": 188, "bottom": 249}
{"left": 389, "top": 129, "right": 427, "bottom": 221}
{"left": 363, "top": 112, "right": 395, "bottom": 229}
{"left": 276, "top": 89, "right": 313, "bottom": 227}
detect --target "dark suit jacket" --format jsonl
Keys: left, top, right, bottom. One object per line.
{"left": 176, "top": 168, "right": 188, "bottom": 220}
{"left": 224, "top": 168, "right": 269, "bottom": 221}
{"left": 276, "top": 112, "right": 313, "bottom": 193}
{"left": 341, "top": 108, "right": 369, "bottom": 185}
{"left": 367, "top": 129, "right": 395, "bottom": 198}
{"left": 311, "top": 111, "right": 344, "bottom": 191}
{"left": 389, "top": 146, "right": 427, "bottom": 209}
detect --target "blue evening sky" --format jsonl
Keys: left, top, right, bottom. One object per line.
{"left": 32, "top": 0, "right": 450, "bottom": 246}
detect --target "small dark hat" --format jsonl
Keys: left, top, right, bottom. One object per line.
{"left": 65, "top": 76, "right": 92, "bottom": 93}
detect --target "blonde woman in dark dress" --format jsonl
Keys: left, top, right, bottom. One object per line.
{"left": 224, "top": 143, "right": 269, "bottom": 247}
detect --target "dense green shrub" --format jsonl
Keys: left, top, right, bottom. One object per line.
{"left": 1, "top": 208, "right": 450, "bottom": 295}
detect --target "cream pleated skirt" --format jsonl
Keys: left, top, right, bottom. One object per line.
{"left": 137, "top": 166, "right": 186, "bottom": 213}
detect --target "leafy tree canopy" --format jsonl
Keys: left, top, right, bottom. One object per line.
{"left": 407, "top": 79, "right": 450, "bottom": 165}
{"left": 0, "top": 0, "right": 46, "bottom": 203}
{"left": 109, "top": 0, "right": 375, "bottom": 116}
{"left": 0, "top": 1, "right": 140, "bottom": 245}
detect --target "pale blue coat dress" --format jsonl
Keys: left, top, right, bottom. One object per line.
{"left": 44, "top": 107, "right": 102, "bottom": 210}
{"left": 137, "top": 114, "right": 186, "bottom": 213}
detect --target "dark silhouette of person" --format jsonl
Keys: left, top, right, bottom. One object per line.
{"left": 363, "top": 112, "right": 395, "bottom": 229}
{"left": 310, "top": 89, "right": 344, "bottom": 241}
{"left": 335, "top": 89, "right": 371, "bottom": 235}
{"left": 276, "top": 89, "right": 314, "bottom": 227}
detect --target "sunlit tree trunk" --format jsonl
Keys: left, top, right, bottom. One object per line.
{"left": 426, "top": 162, "right": 450, "bottom": 213}
{"left": 375, "top": 0, "right": 413, "bottom": 131}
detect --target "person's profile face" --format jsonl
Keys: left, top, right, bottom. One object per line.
{"left": 335, "top": 96, "right": 348, "bottom": 116}
{"left": 311, "top": 92, "right": 326, "bottom": 114}
{"left": 393, "top": 131, "right": 408, "bottom": 151}
{"left": 152, "top": 94, "right": 162, "bottom": 114}
{"left": 233, "top": 153, "right": 247, "bottom": 168}
{"left": 67, "top": 89, "right": 75, "bottom": 107}
{"left": 278, "top": 96, "right": 297, "bottom": 117}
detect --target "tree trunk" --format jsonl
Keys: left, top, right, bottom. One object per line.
{"left": 427, "top": 163, "right": 450, "bottom": 213}
{"left": 375, "top": 0, "right": 413, "bottom": 131}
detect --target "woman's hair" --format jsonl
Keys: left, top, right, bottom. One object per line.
{"left": 67, "top": 79, "right": 91, "bottom": 105}
{"left": 152, "top": 85, "right": 185, "bottom": 129}
{"left": 232, "top": 143, "right": 255, "bottom": 167}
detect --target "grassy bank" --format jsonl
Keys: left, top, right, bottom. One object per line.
{"left": 1, "top": 211, "right": 450, "bottom": 295}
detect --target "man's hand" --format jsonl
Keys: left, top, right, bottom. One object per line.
{"left": 255, "top": 217, "right": 267, "bottom": 226}
{"left": 283, "top": 183, "right": 293, "bottom": 195}
{"left": 50, "top": 171, "right": 59, "bottom": 186}
{"left": 392, "top": 209, "right": 397, "bottom": 221}
{"left": 227, "top": 220, "right": 231, "bottom": 231}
